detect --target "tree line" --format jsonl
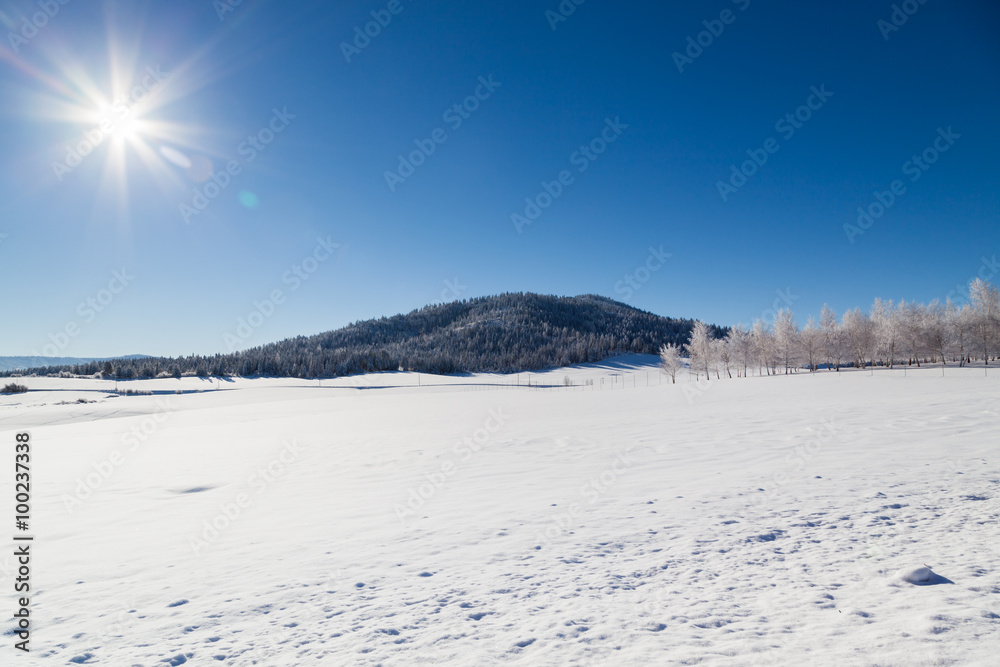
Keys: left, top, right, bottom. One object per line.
{"left": 660, "top": 278, "right": 1000, "bottom": 382}
{"left": 7, "top": 293, "right": 723, "bottom": 380}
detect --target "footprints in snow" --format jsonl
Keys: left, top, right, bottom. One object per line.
{"left": 814, "top": 592, "right": 836, "bottom": 609}
{"left": 747, "top": 530, "right": 785, "bottom": 543}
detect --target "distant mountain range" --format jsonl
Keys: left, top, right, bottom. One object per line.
{"left": 4, "top": 293, "right": 723, "bottom": 378}
{"left": 0, "top": 354, "right": 150, "bottom": 373}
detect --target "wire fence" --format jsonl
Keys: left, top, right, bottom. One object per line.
{"left": 377, "top": 371, "right": 667, "bottom": 393}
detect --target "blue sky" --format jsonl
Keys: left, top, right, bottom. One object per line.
{"left": 1, "top": 0, "right": 998, "bottom": 358}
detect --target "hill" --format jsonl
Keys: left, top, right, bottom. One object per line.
{"left": 4, "top": 293, "right": 722, "bottom": 379}
{"left": 0, "top": 354, "right": 150, "bottom": 373}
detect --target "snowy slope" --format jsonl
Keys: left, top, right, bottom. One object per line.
{"left": 1, "top": 358, "right": 998, "bottom": 665}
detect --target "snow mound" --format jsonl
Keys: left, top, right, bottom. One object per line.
{"left": 895, "top": 565, "right": 951, "bottom": 585}
{"left": 898, "top": 566, "right": 934, "bottom": 583}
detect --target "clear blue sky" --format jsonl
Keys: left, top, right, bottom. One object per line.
{"left": 1, "top": 0, "right": 998, "bottom": 358}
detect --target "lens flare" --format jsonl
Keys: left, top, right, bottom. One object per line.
{"left": 238, "top": 191, "right": 260, "bottom": 209}
{"left": 160, "top": 145, "right": 192, "bottom": 169}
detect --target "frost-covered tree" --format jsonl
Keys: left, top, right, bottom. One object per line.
{"left": 898, "top": 301, "right": 927, "bottom": 366}
{"left": 950, "top": 304, "right": 974, "bottom": 366}
{"left": 726, "top": 324, "right": 751, "bottom": 378}
{"left": 773, "top": 308, "right": 800, "bottom": 374}
{"left": 923, "top": 300, "right": 951, "bottom": 369}
{"left": 659, "top": 343, "right": 684, "bottom": 384}
{"left": 843, "top": 308, "right": 875, "bottom": 369}
{"left": 799, "top": 317, "right": 823, "bottom": 372}
{"left": 872, "top": 298, "right": 900, "bottom": 367}
{"left": 714, "top": 337, "right": 732, "bottom": 379}
{"left": 819, "top": 305, "right": 842, "bottom": 371}
{"left": 969, "top": 278, "right": 1000, "bottom": 365}
{"left": 750, "top": 319, "right": 777, "bottom": 375}
{"left": 684, "top": 320, "right": 713, "bottom": 381}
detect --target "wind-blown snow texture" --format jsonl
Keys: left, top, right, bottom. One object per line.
{"left": 1, "top": 357, "right": 998, "bottom": 665}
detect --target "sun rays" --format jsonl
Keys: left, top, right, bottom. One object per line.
{"left": 2, "top": 13, "right": 238, "bottom": 224}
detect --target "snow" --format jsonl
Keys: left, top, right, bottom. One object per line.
{"left": 894, "top": 565, "right": 954, "bottom": 587}
{"left": 897, "top": 566, "right": 935, "bottom": 584}
{"left": 1, "top": 357, "right": 999, "bottom": 665}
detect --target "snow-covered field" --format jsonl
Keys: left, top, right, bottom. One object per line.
{"left": 1, "top": 357, "right": 998, "bottom": 665}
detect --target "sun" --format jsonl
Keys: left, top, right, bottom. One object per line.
{"left": 113, "top": 114, "right": 142, "bottom": 143}
{"left": 87, "top": 102, "right": 145, "bottom": 145}
{"left": 2, "top": 6, "right": 255, "bottom": 227}
{"left": 6, "top": 20, "right": 220, "bottom": 217}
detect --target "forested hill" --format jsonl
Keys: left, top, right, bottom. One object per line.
{"left": 8, "top": 293, "right": 723, "bottom": 379}
{"left": 0, "top": 354, "right": 150, "bottom": 373}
